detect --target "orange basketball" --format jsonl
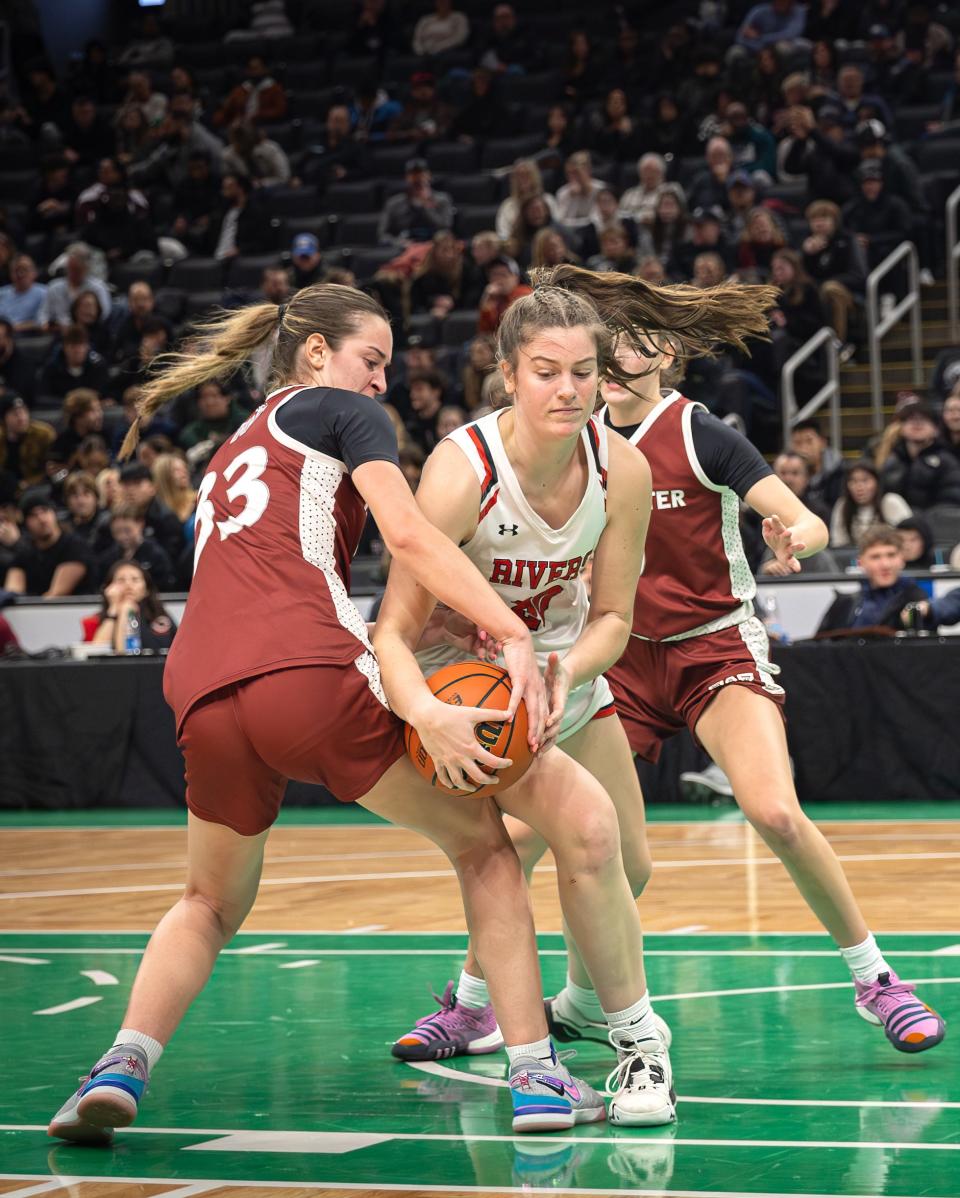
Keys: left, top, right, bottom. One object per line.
{"left": 404, "top": 660, "right": 532, "bottom": 798}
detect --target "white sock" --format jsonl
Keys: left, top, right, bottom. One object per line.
{"left": 112, "top": 1029, "right": 164, "bottom": 1072}
{"left": 506, "top": 1036, "right": 555, "bottom": 1066}
{"left": 558, "top": 974, "right": 604, "bottom": 1021}
{"left": 455, "top": 969, "right": 490, "bottom": 1010}
{"left": 603, "top": 992, "right": 660, "bottom": 1044}
{"left": 839, "top": 933, "right": 892, "bottom": 983}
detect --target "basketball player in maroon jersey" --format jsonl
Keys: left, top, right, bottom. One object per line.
{"left": 545, "top": 264, "right": 944, "bottom": 1057}
{"left": 48, "top": 283, "right": 634, "bottom": 1143}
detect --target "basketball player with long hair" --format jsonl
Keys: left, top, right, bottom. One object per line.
{"left": 381, "top": 277, "right": 775, "bottom": 1121}
{"left": 492, "top": 264, "right": 944, "bottom": 1058}
{"left": 47, "top": 283, "right": 632, "bottom": 1144}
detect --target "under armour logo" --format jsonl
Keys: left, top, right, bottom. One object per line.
{"left": 498, "top": 523, "right": 519, "bottom": 536}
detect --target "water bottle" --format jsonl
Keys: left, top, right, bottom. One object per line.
{"left": 759, "top": 592, "right": 790, "bottom": 644}
{"left": 124, "top": 608, "right": 142, "bottom": 655}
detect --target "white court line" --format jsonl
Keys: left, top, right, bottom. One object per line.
{"left": 33, "top": 996, "right": 102, "bottom": 1015}
{"left": 2, "top": 813, "right": 958, "bottom": 837}
{"left": 230, "top": 941, "right": 286, "bottom": 954}
{"left": 0, "top": 1176, "right": 925, "bottom": 1198}
{"left": 2, "top": 927, "right": 959, "bottom": 938}
{"left": 3, "top": 830, "right": 954, "bottom": 879}
{"left": 149, "top": 1186, "right": 218, "bottom": 1197}
{"left": 6, "top": 849, "right": 960, "bottom": 902}
{"left": 408, "top": 1062, "right": 960, "bottom": 1110}
{"left": 0, "top": 954, "right": 48, "bottom": 964}
{"left": 6, "top": 1121, "right": 960, "bottom": 1154}
{"left": 4, "top": 946, "right": 959, "bottom": 960}
{"left": 0, "top": 1182, "right": 78, "bottom": 1198}
{"left": 80, "top": 969, "right": 117, "bottom": 985}
{"left": 0, "top": 847, "right": 446, "bottom": 879}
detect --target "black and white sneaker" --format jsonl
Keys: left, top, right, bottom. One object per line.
{"left": 606, "top": 1034, "right": 677, "bottom": 1127}
{"left": 545, "top": 995, "right": 672, "bottom": 1051}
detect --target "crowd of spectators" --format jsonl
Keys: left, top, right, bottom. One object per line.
{"left": 1, "top": 0, "right": 959, "bottom": 628}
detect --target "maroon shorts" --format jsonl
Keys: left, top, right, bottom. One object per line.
{"left": 606, "top": 618, "right": 786, "bottom": 763}
{"left": 178, "top": 663, "right": 405, "bottom": 836}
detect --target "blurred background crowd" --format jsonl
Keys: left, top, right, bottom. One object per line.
{"left": 1, "top": 0, "right": 959, "bottom": 645}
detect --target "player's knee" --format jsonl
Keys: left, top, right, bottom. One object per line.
{"left": 183, "top": 884, "right": 255, "bottom": 943}
{"left": 565, "top": 806, "right": 622, "bottom": 879}
{"left": 748, "top": 802, "right": 804, "bottom": 851}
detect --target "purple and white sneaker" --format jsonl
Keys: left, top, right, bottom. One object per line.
{"left": 854, "top": 970, "right": 946, "bottom": 1053}
{"left": 391, "top": 981, "right": 504, "bottom": 1061}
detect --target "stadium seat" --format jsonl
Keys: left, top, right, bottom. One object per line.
{"left": 330, "top": 57, "right": 378, "bottom": 86}
{"left": 183, "top": 289, "right": 226, "bottom": 317}
{"left": 263, "top": 187, "right": 319, "bottom": 218}
{"left": 0, "top": 170, "right": 37, "bottom": 198}
{"left": 456, "top": 204, "right": 500, "bottom": 238}
{"left": 426, "top": 142, "right": 480, "bottom": 175}
{"left": 228, "top": 254, "right": 285, "bottom": 289}
{"left": 324, "top": 181, "right": 382, "bottom": 214}
{"left": 925, "top": 505, "right": 960, "bottom": 545}
{"left": 480, "top": 136, "right": 544, "bottom": 171}
{"left": 346, "top": 246, "right": 398, "bottom": 278}
{"left": 13, "top": 336, "right": 54, "bottom": 372}
{"left": 370, "top": 145, "right": 420, "bottom": 176}
{"left": 895, "top": 106, "right": 941, "bottom": 141}
{"left": 917, "top": 139, "right": 960, "bottom": 173}
{"left": 339, "top": 213, "right": 382, "bottom": 246}
{"left": 286, "top": 214, "right": 340, "bottom": 245}
{"left": 109, "top": 261, "right": 165, "bottom": 292}
{"left": 441, "top": 309, "right": 480, "bottom": 346}
{"left": 444, "top": 173, "right": 500, "bottom": 205}
{"left": 154, "top": 288, "right": 187, "bottom": 323}
{"left": 168, "top": 258, "right": 226, "bottom": 292}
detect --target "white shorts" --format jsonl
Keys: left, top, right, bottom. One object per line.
{"left": 558, "top": 674, "right": 616, "bottom": 742}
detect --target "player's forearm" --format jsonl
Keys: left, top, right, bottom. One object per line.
{"left": 792, "top": 509, "right": 829, "bottom": 558}
{"left": 391, "top": 522, "right": 530, "bottom": 647}
{"left": 372, "top": 623, "right": 436, "bottom": 726}
{"left": 562, "top": 610, "right": 632, "bottom": 692}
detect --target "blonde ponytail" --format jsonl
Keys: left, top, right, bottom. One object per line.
{"left": 118, "top": 283, "right": 389, "bottom": 460}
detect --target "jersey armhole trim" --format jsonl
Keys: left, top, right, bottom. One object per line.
{"left": 681, "top": 401, "right": 725, "bottom": 493}
{"left": 267, "top": 388, "right": 348, "bottom": 472}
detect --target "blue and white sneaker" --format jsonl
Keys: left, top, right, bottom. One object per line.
{"left": 48, "top": 1045, "right": 148, "bottom": 1145}
{"left": 509, "top": 1044, "right": 606, "bottom": 1133}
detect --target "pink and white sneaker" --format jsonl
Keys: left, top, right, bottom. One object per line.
{"left": 391, "top": 981, "right": 503, "bottom": 1061}
{"left": 854, "top": 970, "right": 946, "bottom": 1053}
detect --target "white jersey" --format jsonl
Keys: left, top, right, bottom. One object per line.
{"left": 417, "top": 409, "right": 615, "bottom": 740}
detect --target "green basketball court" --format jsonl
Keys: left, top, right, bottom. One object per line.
{"left": 1, "top": 927, "right": 958, "bottom": 1196}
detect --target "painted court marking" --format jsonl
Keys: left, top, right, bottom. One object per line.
{"left": 4, "top": 1122, "right": 958, "bottom": 1154}
{"left": 4, "top": 849, "right": 960, "bottom": 902}
{"left": 2, "top": 1177, "right": 927, "bottom": 1198}
{"left": 407, "top": 1061, "right": 960, "bottom": 1109}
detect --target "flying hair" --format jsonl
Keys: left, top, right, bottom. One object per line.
{"left": 118, "top": 284, "right": 388, "bottom": 460}
{"left": 526, "top": 264, "right": 777, "bottom": 384}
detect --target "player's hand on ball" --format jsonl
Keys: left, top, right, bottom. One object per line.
{"left": 539, "top": 652, "right": 571, "bottom": 755}
{"left": 414, "top": 696, "right": 514, "bottom": 793}
{"left": 762, "top": 514, "right": 805, "bottom": 574}
{"left": 500, "top": 632, "right": 546, "bottom": 753}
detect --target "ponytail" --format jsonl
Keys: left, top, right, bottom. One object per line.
{"left": 119, "top": 303, "right": 281, "bottom": 460}
{"left": 528, "top": 264, "right": 777, "bottom": 381}
{"left": 118, "top": 283, "right": 389, "bottom": 460}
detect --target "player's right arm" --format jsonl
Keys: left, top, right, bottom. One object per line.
{"left": 364, "top": 443, "right": 540, "bottom": 789}
{"left": 355, "top": 443, "right": 545, "bottom": 754}
{"left": 744, "top": 475, "right": 829, "bottom": 574}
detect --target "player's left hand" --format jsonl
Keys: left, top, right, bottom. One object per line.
{"left": 762, "top": 514, "right": 805, "bottom": 574}
{"left": 539, "top": 652, "right": 572, "bottom": 755}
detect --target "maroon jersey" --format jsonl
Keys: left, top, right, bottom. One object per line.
{"left": 602, "top": 391, "right": 771, "bottom": 642}
{"left": 164, "top": 384, "right": 398, "bottom": 733}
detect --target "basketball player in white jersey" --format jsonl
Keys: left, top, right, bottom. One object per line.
{"left": 376, "top": 285, "right": 679, "bottom": 1126}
